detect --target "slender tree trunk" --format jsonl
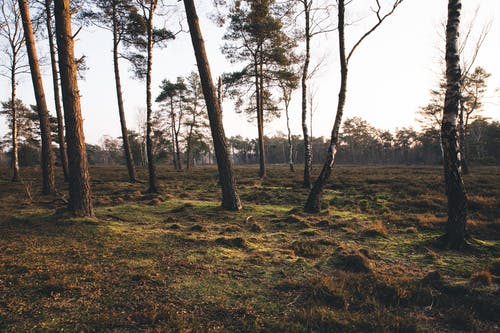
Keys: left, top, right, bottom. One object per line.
{"left": 169, "top": 97, "right": 178, "bottom": 169}
{"left": 285, "top": 100, "right": 294, "bottom": 172}
{"left": 112, "top": 1, "right": 137, "bottom": 183}
{"left": 11, "top": 71, "right": 20, "bottom": 182}
{"left": 19, "top": 0, "right": 56, "bottom": 195}
{"left": 145, "top": 3, "right": 158, "bottom": 192}
{"left": 301, "top": 0, "right": 312, "bottom": 187}
{"left": 54, "top": 0, "right": 93, "bottom": 216}
{"left": 45, "top": 0, "right": 69, "bottom": 182}
{"left": 175, "top": 98, "right": 182, "bottom": 170}
{"left": 440, "top": 0, "right": 467, "bottom": 248}
{"left": 183, "top": 0, "right": 242, "bottom": 211}
{"left": 186, "top": 114, "right": 195, "bottom": 170}
{"left": 458, "top": 95, "right": 468, "bottom": 174}
{"left": 304, "top": 0, "right": 347, "bottom": 213}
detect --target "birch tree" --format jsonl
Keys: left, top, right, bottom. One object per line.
{"left": 439, "top": 0, "right": 467, "bottom": 248}
{"left": 0, "top": 0, "right": 27, "bottom": 182}
{"left": 304, "top": 0, "right": 404, "bottom": 213}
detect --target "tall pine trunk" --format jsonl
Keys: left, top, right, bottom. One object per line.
{"left": 112, "top": 1, "right": 137, "bottom": 183}
{"left": 285, "top": 100, "right": 294, "bottom": 172}
{"left": 304, "top": 0, "right": 347, "bottom": 213}
{"left": 145, "top": 2, "right": 158, "bottom": 193}
{"left": 45, "top": 0, "right": 69, "bottom": 182}
{"left": 301, "top": 0, "right": 312, "bottom": 187}
{"left": 440, "top": 0, "right": 467, "bottom": 248}
{"left": 18, "top": 0, "right": 56, "bottom": 195}
{"left": 54, "top": 0, "right": 94, "bottom": 216}
{"left": 183, "top": 0, "right": 242, "bottom": 211}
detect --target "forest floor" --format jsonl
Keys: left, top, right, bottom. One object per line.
{"left": 0, "top": 165, "right": 499, "bottom": 332}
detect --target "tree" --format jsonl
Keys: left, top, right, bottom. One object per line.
{"left": 439, "top": 0, "right": 467, "bottom": 248}
{"left": 128, "top": 0, "right": 175, "bottom": 192}
{"left": 156, "top": 77, "right": 187, "bottom": 170}
{"left": 296, "top": 0, "right": 334, "bottom": 187}
{"left": 183, "top": 0, "right": 242, "bottom": 210}
{"left": 277, "top": 68, "right": 298, "bottom": 172}
{"left": 222, "top": 0, "right": 293, "bottom": 178}
{"left": 44, "top": 0, "right": 69, "bottom": 182}
{"left": 53, "top": 0, "right": 94, "bottom": 216}
{"left": 304, "top": 0, "right": 404, "bottom": 213}
{"left": 183, "top": 71, "right": 208, "bottom": 170}
{"left": 0, "top": 0, "right": 28, "bottom": 182}
{"left": 80, "top": 0, "right": 138, "bottom": 182}
{"left": 18, "top": 0, "right": 56, "bottom": 194}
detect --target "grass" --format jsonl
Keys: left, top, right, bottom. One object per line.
{"left": 0, "top": 164, "right": 499, "bottom": 332}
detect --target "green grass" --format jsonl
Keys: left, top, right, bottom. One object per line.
{"left": 0, "top": 165, "right": 499, "bottom": 332}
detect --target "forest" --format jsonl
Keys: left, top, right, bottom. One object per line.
{"left": 0, "top": 0, "right": 499, "bottom": 332}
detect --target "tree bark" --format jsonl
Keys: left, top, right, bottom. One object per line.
{"left": 186, "top": 113, "right": 195, "bottom": 170}
{"left": 183, "top": 0, "right": 242, "bottom": 211}
{"left": 112, "top": 0, "right": 137, "bottom": 183}
{"left": 18, "top": 0, "right": 56, "bottom": 195}
{"left": 285, "top": 101, "right": 294, "bottom": 172}
{"left": 11, "top": 70, "right": 20, "bottom": 182}
{"left": 440, "top": 0, "right": 467, "bottom": 249}
{"left": 301, "top": 0, "right": 312, "bottom": 187}
{"left": 145, "top": 1, "right": 158, "bottom": 193}
{"left": 304, "top": 0, "right": 347, "bottom": 213}
{"left": 54, "top": 0, "right": 94, "bottom": 216}
{"left": 45, "top": 0, "right": 69, "bottom": 182}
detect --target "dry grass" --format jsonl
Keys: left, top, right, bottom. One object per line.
{"left": 0, "top": 165, "right": 498, "bottom": 332}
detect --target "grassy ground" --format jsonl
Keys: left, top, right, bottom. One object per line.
{"left": 0, "top": 165, "right": 498, "bottom": 332}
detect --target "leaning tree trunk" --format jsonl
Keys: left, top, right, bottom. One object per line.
{"left": 183, "top": 0, "right": 242, "bottom": 211}
{"left": 54, "top": 0, "right": 94, "bottom": 216}
{"left": 301, "top": 0, "right": 312, "bottom": 187}
{"left": 145, "top": 3, "right": 158, "bottom": 193}
{"left": 440, "top": 0, "right": 467, "bottom": 249}
{"left": 285, "top": 98, "right": 294, "bottom": 172}
{"left": 45, "top": 0, "right": 69, "bottom": 182}
{"left": 112, "top": 1, "right": 137, "bottom": 183}
{"left": 304, "top": 0, "right": 347, "bottom": 213}
{"left": 19, "top": 0, "right": 56, "bottom": 195}
{"left": 10, "top": 70, "right": 20, "bottom": 182}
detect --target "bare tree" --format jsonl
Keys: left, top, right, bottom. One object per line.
{"left": 439, "top": 0, "right": 467, "bottom": 248}
{"left": 304, "top": 0, "right": 404, "bottom": 213}
{"left": 53, "top": 0, "right": 94, "bottom": 216}
{"left": 183, "top": 0, "right": 242, "bottom": 211}
{"left": 0, "top": 0, "right": 28, "bottom": 182}
{"left": 18, "top": 0, "right": 56, "bottom": 195}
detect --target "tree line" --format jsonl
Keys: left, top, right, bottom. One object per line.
{"left": 0, "top": 0, "right": 495, "bottom": 248}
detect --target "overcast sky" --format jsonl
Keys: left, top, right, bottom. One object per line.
{"left": 1, "top": 0, "right": 499, "bottom": 144}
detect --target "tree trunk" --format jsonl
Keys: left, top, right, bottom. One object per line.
{"left": 54, "top": 0, "right": 93, "bottom": 216}
{"left": 112, "top": 1, "right": 137, "bottom": 183}
{"left": 145, "top": 2, "right": 158, "bottom": 193}
{"left": 186, "top": 114, "right": 195, "bottom": 170}
{"left": 183, "top": 0, "right": 242, "bottom": 211}
{"left": 11, "top": 71, "right": 20, "bottom": 182}
{"left": 285, "top": 99, "right": 294, "bottom": 172}
{"left": 304, "top": 0, "right": 347, "bottom": 213}
{"left": 19, "top": 0, "right": 56, "bottom": 195}
{"left": 458, "top": 95, "right": 468, "bottom": 174}
{"left": 45, "top": 0, "right": 69, "bottom": 182}
{"left": 439, "top": 0, "right": 467, "bottom": 249}
{"left": 301, "top": 0, "right": 312, "bottom": 187}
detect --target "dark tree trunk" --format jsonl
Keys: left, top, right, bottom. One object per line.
{"left": 11, "top": 71, "right": 20, "bottom": 182}
{"left": 45, "top": 0, "right": 69, "bottom": 182}
{"left": 285, "top": 101, "right": 294, "bottom": 172}
{"left": 145, "top": 2, "right": 158, "bottom": 193}
{"left": 186, "top": 114, "right": 195, "bottom": 170}
{"left": 112, "top": 0, "right": 137, "bottom": 183}
{"left": 54, "top": 0, "right": 94, "bottom": 216}
{"left": 304, "top": 0, "right": 347, "bottom": 213}
{"left": 458, "top": 97, "right": 468, "bottom": 174}
{"left": 301, "top": 0, "right": 312, "bottom": 187}
{"left": 440, "top": 0, "right": 467, "bottom": 249}
{"left": 183, "top": 0, "right": 242, "bottom": 211}
{"left": 19, "top": 0, "right": 56, "bottom": 195}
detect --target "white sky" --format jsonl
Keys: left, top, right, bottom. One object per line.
{"left": 1, "top": 0, "right": 499, "bottom": 144}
